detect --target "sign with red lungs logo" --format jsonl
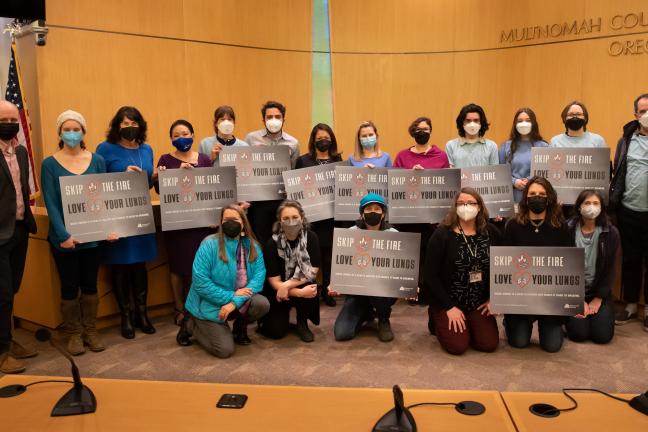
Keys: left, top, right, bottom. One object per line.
{"left": 220, "top": 146, "right": 290, "bottom": 201}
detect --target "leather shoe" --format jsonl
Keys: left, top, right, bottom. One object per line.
{"left": 0, "top": 352, "right": 26, "bottom": 374}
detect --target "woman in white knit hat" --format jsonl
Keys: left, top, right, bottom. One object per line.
{"left": 41, "top": 110, "right": 114, "bottom": 355}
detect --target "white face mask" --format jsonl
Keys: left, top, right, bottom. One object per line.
{"left": 217, "top": 120, "right": 234, "bottom": 135}
{"left": 580, "top": 204, "right": 601, "bottom": 220}
{"left": 463, "top": 121, "right": 480, "bottom": 136}
{"left": 639, "top": 112, "right": 648, "bottom": 128}
{"left": 456, "top": 204, "right": 479, "bottom": 222}
{"left": 516, "top": 121, "right": 532, "bottom": 136}
{"left": 265, "top": 118, "right": 283, "bottom": 134}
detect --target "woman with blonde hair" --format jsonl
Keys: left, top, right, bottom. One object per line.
{"left": 348, "top": 121, "right": 392, "bottom": 168}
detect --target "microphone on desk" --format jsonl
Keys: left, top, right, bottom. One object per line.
{"left": 373, "top": 385, "right": 417, "bottom": 432}
{"left": 34, "top": 328, "right": 97, "bottom": 417}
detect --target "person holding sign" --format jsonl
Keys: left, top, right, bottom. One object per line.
{"left": 331, "top": 193, "right": 398, "bottom": 342}
{"left": 393, "top": 117, "right": 449, "bottom": 170}
{"left": 96, "top": 106, "right": 157, "bottom": 339}
{"left": 0, "top": 101, "right": 38, "bottom": 374}
{"left": 258, "top": 200, "right": 321, "bottom": 343}
{"left": 348, "top": 121, "right": 392, "bottom": 168}
{"left": 503, "top": 176, "right": 574, "bottom": 352}
{"left": 549, "top": 101, "right": 607, "bottom": 148}
{"left": 498, "top": 108, "right": 548, "bottom": 203}
{"left": 41, "top": 110, "right": 110, "bottom": 355}
{"left": 422, "top": 188, "right": 502, "bottom": 355}
{"left": 566, "top": 190, "right": 619, "bottom": 344}
{"left": 153, "top": 120, "right": 213, "bottom": 326}
{"left": 445, "top": 104, "right": 498, "bottom": 168}
{"left": 610, "top": 93, "right": 648, "bottom": 330}
{"left": 177, "top": 205, "right": 269, "bottom": 357}
{"left": 198, "top": 105, "right": 248, "bottom": 168}
{"left": 296, "top": 123, "right": 343, "bottom": 307}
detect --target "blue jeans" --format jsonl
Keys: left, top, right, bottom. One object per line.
{"left": 334, "top": 295, "right": 396, "bottom": 341}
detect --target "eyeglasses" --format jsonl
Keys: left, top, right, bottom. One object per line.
{"left": 457, "top": 202, "right": 479, "bottom": 207}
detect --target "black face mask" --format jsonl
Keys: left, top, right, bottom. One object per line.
{"left": 565, "top": 117, "right": 586, "bottom": 131}
{"left": 119, "top": 126, "right": 140, "bottom": 141}
{"left": 0, "top": 122, "right": 19, "bottom": 141}
{"left": 315, "top": 139, "right": 331, "bottom": 153}
{"left": 221, "top": 220, "right": 242, "bottom": 238}
{"left": 363, "top": 212, "right": 383, "bottom": 227}
{"left": 413, "top": 130, "right": 430, "bottom": 145}
{"left": 527, "top": 196, "right": 548, "bottom": 214}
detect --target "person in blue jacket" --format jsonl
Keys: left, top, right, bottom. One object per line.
{"left": 177, "top": 204, "right": 269, "bottom": 358}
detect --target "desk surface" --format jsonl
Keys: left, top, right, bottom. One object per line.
{"left": 502, "top": 391, "right": 648, "bottom": 432}
{"left": 0, "top": 375, "right": 515, "bottom": 432}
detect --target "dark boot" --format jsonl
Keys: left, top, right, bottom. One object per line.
{"left": 377, "top": 318, "right": 394, "bottom": 342}
{"left": 321, "top": 285, "right": 337, "bottom": 307}
{"left": 296, "top": 318, "right": 314, "bottom": 343}
{"left": 132, "top": 266, "right": 156, "bottom": 334}
{"left": 111, "top": 267, "right": 134, "bottom": 339}
{"left": 176, "top": 313, "right": 193, "bottom": 346}
{"left": 233, "top": 317, "right": 251, "bottom": 345}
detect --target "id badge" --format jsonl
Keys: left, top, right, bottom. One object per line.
{"left": 469, "top": 271, "right": 482, "bottom": 283}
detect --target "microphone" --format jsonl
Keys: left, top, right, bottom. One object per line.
{"left": 34, "top": 328, "right": 97, "bottom": 417}
{"left": 372, "top": 385, "right": 417, "bottom": 431}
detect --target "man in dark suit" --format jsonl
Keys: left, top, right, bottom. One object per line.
{"left": 0, "top": 100, "right": 38, "bottom": 374}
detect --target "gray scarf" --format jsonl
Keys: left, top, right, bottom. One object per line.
{"left": 273, "top": 230, "right": 317, "bottom": 282}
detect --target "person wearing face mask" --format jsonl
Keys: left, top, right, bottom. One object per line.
{"left": 245, "top": 101, "right": 299, "bottom": 247}
{"left": 198, "top": 105, "right": 248, "bottom": 168}
{"left": 610, "top": 93, "right": 648, "bottom": 330}
{"left": 565, "top": 190, "right": 619, "bottom": 344}
{"left": 258, "top": 200, "right": 321, "bottom": 342}
{"left": 41, "top": 110, "right": 111, "bottom": 356}
{"left": 498, "top": 108, "right": 548, "bottom": 203}
{"left": 296, "top": 124, "right": 343, "bottom": 307}
{"left": 0, "top": 101, "right": 38, "bottom": 374}
{"left": 421, "top": 188, "right": 502, "bottom": 355}
{"left": 550, "top": 101, "right": 607, "bottom": 148}
{"left": 153, "top": 120, "right": 212, "bottom": 326}
{"left": 176, "top": 204, "right": 269, "bottom": 357}
{"left": 503, "top": 177, "right": 574, "bottom": 352}
{"left": 445, "top": 104, "right": 498, "bottom": 168}
{"left": 330, "top": 194, "right": 399, "bottom": 342}
{"left": 96, "top": 106, "right": 158, "bottom": 339}
{"left": 348, "top": 121, "right": 392, "bottom": 168}
{"left": 393, "top": 117, "right": 449, "bottom": 170}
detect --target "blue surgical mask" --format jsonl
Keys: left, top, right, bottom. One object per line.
{"left": 61, "top": 131, "right": 83, "bottom": 148}
{"left": 360, "top": 135, "right": 377, "bottom": 149}
{"left": 172, "top": 137, "right": 193, "bottom": 152}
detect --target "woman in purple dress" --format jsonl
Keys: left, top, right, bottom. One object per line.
{"left": 154, "top": 120, "right": 213, "bottom": 325}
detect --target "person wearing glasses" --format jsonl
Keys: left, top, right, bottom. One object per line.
{"left": 550, "top": 101, "right": 607, "bottom": 148}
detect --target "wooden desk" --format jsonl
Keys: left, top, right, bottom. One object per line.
{"left": 502, "top": 391, "right": 648, "bottom": 432}
{"left": 1, "top": 375, "right": 516, "bottom": 431}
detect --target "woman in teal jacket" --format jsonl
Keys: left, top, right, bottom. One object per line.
{"left": 177, "top": 204, "right": 269, "bottom": 358}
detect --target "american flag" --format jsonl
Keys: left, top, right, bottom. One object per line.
{"left": 5, "top": 42, "right": 39, "bottom": 200}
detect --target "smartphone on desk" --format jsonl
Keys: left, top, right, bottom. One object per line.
{"left": 217, "top": 393, "right": 248, "bottom": 409}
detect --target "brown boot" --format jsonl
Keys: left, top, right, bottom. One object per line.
{"left": 10, "top": 339, "right": 38, "bottom": 359}
{"left": 80, "top": 294, "right": 105, "bottom": 352}
{"left": 0, "top": 352, "right": 26, "bottom": 374}
{"left": 60, "top": 298, "right": 85, "bottom": 356}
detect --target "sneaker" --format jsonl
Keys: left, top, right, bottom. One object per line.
{"left": 296, "top": 320, "right": 314, "bottom": 343}
{"left": 0, "top": 352, "right": 26, "bottom": 374}
{"left": 377, "top": 319, "right": 394, "bottom": 342}
{"left": 10, "top": 340, "right": 38, "bottom": 359}
{"left": 615, "top": 309, "right": 638, "bottom": 325}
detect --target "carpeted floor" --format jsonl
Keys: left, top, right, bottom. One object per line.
{"left": 8, "top": 301, "right": 648, "bottom": 393}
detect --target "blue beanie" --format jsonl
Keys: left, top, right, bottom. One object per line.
{"left": 359, "top": 192, "right": 386, "bottom": 213}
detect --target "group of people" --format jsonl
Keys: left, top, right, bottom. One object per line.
{"left": 0, "top": 93, "right": 645, "bottom": 372}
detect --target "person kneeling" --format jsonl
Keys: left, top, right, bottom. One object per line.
{"left": 177, "top": 205, "right": 269, "bottom": 358}
{"left": 423, "top": 188, "right": 501, "bottom": 355}
{"left": 332, "top": 193, "right": 397, "bottom": 343}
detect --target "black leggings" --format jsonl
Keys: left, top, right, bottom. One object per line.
{"left": 50, "top": 245, "right": 102, "bottom": 300}
{"left": 566, "top": 297, "right": 614, "bottom": 344}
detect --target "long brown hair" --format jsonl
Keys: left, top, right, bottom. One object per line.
{"left": 218, "top": 204, "right": 259, "bottom": 263}
{"left": 506, "top": 107, "right": 544, "bottom": 163}
{"left": 443, "top": 187, "right": 490, "bottom": 234}
{"left": 516, "top": 176, "right": 564, "bottom": 228}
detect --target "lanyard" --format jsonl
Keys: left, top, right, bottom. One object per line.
{"left": 457, "top": 224, "right": 477, "bottom": 259}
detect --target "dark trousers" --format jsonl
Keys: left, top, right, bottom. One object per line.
{"left": 504, "top": 314, "right": 565, "bottom": 353}
{"left": 394, "top": 223, "right": 434, "bottom": 299}
{"left": 334, "top": 295, "right": 396, "bottom": 341}
{"left": 259, "top": 293, "right": 320, "bottom": 339}
{"left": 0, "top": 223, "right": 29, "bottom": 354}
{"left": 618, "top": 205, "right": 648, "bottom": 303}
{"left": 320, "top": 244, "right": 332, "bottom": 289}
{"left": 51, "top": 245, "right": 102, "bottom": 300}
{"left": 430, "top": 307, "right": 499, "bottom": 355}
{"left": 566, "top": 297, "right": 615, "bottom": 344}
{"left": 248, "top": 200, "right": 281, "bottom": 247}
